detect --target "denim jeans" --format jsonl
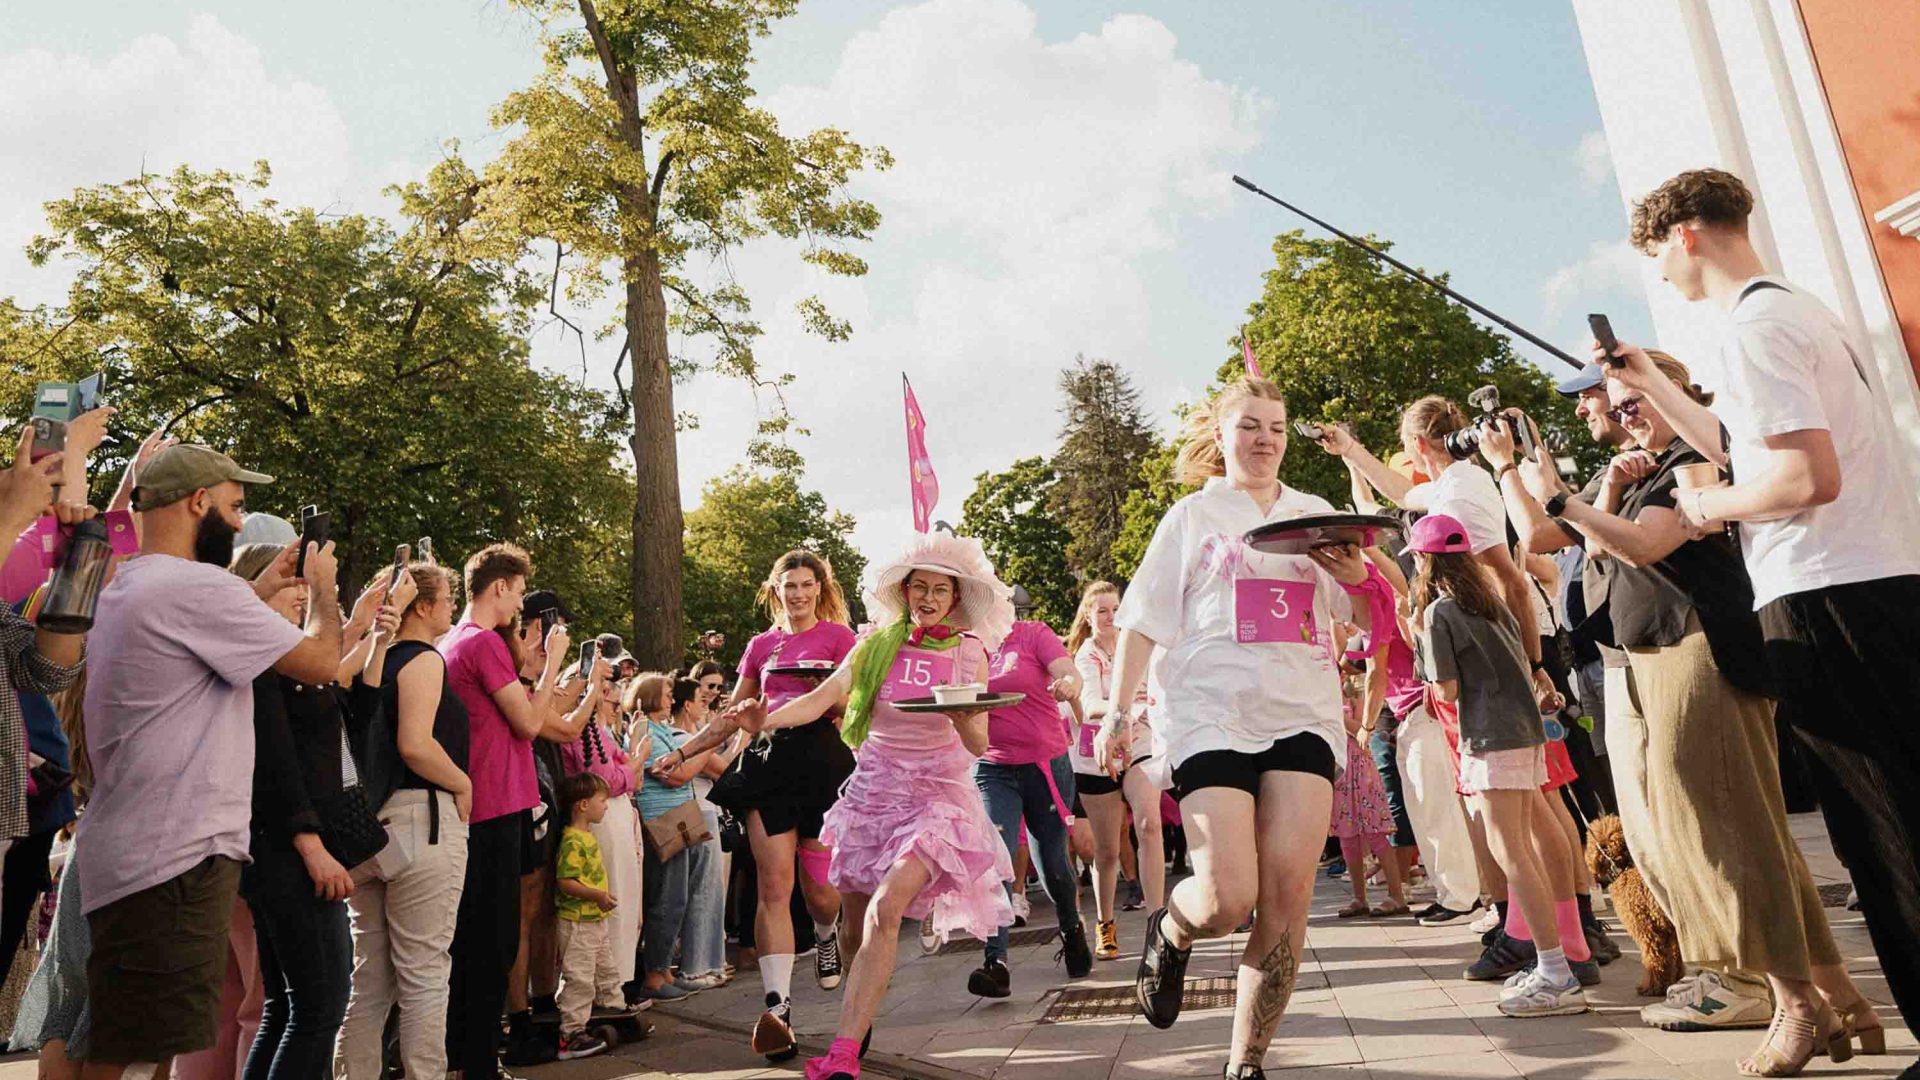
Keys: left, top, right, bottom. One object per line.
{"left": 974, "top": 754, "right": 1081, "bottom": 961}
{"left": 679, "top": 815, "right": 727, "bottom": 976}
{"left": 640, "top": 820, "right": 711, "bottom": 974}
{"left": 242, "top": 838, "right": 352, "bottom": 1080}
{"left": 1368, "top": 719, "right": 1416, "bottom": 849}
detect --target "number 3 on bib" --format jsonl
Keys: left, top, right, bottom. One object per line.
{"left": 1234, "top": 578, "right": 1317, "bottom": 645}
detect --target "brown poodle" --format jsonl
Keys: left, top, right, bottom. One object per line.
{"left": 1586, "top": 814, "right": 1685, "bottom": 997}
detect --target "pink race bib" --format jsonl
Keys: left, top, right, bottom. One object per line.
{"left": 1077, "top": 722, "right": 1098, "bottom": 759}
{"left": 1234, "top": 578, "right": 1317, "bottom": 645}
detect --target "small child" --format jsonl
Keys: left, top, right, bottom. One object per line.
{"left": 554, "top": 773, "right": 630, "bottom": 1058}
{"left": 1408, "top": 515, "right": 1587, "bottom": 1019}
{"left": 1329, "top": 660, "right": 1408, "bottom": 917}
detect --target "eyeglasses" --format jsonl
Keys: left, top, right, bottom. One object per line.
{"left": 1606, "top": 397, "right": 1645, "bottom": 423}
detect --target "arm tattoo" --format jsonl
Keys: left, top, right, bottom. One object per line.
{"left": 1241, "top": 934, "right": 1300, "bottom": 1064}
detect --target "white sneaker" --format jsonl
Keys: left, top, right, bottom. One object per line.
{"left": 1012, "top": 893, "right": 1032, "bottom": 921}
{"left": 1639, "top": 970, "right": 1773, "bottom": 1030}
{"left": 1497, "top": 970, "right": 1589, "bottom": 1017}
{"left": 1468, "top": 907, "right": 1502, "bottom": 935}
{"left": 920, "top": 917, "right": 941, "bottom": 954}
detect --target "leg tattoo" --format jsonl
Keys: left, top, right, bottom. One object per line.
{"left": 1166, "top": 901, "right": 1200, "bottom": 944}
{"left": 1240, "top": 935, "right": 1300, "bottom": 1066}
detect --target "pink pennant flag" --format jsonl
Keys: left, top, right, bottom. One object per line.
{"left": 902, "top": 374, "right": 940, "bottom": 533}
{"left": 1242, "top": 330, "right": 1262, "bottom": 378}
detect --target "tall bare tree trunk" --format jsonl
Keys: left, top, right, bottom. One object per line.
{"left": 626, "top": 252, "right": 684, "bottom": 668}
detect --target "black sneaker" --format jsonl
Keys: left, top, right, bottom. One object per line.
{"left": 1417, "top": 903, "right": 1474, "bottom": 926}
{"left": 859, "top": 1026, "right": 872, "bottom": 1058}
{"left": 1584, "top": 921, "right": 1621, "bottom": 964}
{"left": 816, "top": 933, "right": 844, "bottom": 990}
{"left": 1122, "top": 879, "right": 1146, "bottom": 912}
{"left": 1570, "top": 957, "right": 1602, "bottom": 987}
{"left": 1136, "top": 908, "right": 1191, "bottom": 1029}
{"left": 752, "top": 994, "right": 797, "bottom": 1061}
{"left": 1057, "top": 921, "right": 1094, "bottom": 978}
{"left": 1463, "top": 932, "right": 1536, "bottom": 981}
{"left": 968, "top": 957, "right": 1011, "bottom": 998}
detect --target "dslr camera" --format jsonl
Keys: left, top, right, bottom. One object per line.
{"left": 1442, "top": 385, "right": 1539, "bottom": 463}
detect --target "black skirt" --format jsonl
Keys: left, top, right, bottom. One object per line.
{"left": 708, "top": 716, "right": 855, "bottom": 816}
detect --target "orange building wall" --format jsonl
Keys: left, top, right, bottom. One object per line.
{"left": 1796, "top": 0, "right": 1920, "bottom": 382}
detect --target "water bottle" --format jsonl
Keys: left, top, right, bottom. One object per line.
{"left": 38, "top": 518, "right": 113, "bottom": 633}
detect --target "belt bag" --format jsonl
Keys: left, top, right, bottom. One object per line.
{"left": 641, "top": 798, "right": 713, "bottom": 862}
{"left": 317, "top": 725, "right": 390, "bottom": 870}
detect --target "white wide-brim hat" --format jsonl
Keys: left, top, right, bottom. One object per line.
{"left": 862, "top": 532, "right": 1016, "bottom": 651}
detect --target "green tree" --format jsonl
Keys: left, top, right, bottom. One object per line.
{"left": 0, "top": 163, "right": 637, "bottom": 633}
{"left": 681, "top": 465, "right": 867, "bottom": 667}
{"left": 483, "top": 0, "right": 891, "bottom": 668}
{"left": 1050, "top": 356, "right": 1158, "bottom": 585}
{"left": 959, "top": 457, "right": 1077, "bottom": 629}
{"left": 1109, "top": 436, "right": 1178, "bottom": 581}
{"left": 1112, "top": 230, "right": 1601, "bottom": 574}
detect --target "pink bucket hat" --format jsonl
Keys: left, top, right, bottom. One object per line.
{"left": 1407, "top": 513, "right": 1474, "bottom": 555}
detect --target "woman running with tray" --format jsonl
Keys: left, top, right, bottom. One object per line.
{"left": 720, "top": 531, "right": 1018, "bottom": 1080}
{"left": 1098, "top": 376, "right": 1373, "bottom": 1080}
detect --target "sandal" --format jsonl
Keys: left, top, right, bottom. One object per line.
{"left": 1737, "top": 1005, "right": 1850, "bottom": 1077}
{"left": 1370, "top": 900, "right": 1411, "bottom": 918}
{"left": 1832, "top": 997, "right": 1885, "bottom": 1055}
{"left": 1336, "top": 900, "right": 1371, "bottom": 919}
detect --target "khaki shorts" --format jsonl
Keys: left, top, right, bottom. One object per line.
{"left": 85, "top": 856, "right": 241, "bottom": 1063}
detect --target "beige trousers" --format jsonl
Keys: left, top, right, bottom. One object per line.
{"left": 336, "top": 789, "right": 469, "bottom": 1080}
{"left": 1607, "top": 622, "right": 1840, "bottom": 983}
{"left": 556, "top": 917, "right": 625, "bottom": 1035}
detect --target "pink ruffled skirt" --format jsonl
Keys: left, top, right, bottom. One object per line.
{"left": 821, "top": 740, "right": 1014, "bottom": 944}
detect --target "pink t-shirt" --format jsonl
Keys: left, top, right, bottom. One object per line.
{"left": 442, "top": 621, "right": 536, "bottom": 823}
{"left": 866, "top": 635, "right": 989, "bottom": 756}
{"left": 982, "top": 621, "right": 1072, "bottom": 766}
{"left": 559, "top": 715, "right": 633, "bottom": 799}
{"left": 738, "top": 621, "right": 857, "bottom": 711}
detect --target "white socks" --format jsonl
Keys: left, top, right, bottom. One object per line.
{"left": 1535, "top": 946, "right": 1573, "bottom": 985}
{"left": 759, "top": 952, "right": 795, "bottom": 1003}
{"left": 814, "top": 919, "right": 838, "bottom": 941}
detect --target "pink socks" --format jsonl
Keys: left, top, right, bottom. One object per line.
{"left": 1504, "top": 899, "right": 1530, "bottom": 941}
{"left": 805, "top": 1038, "right": 862, "bottom": 1080}
{"left": 1556, "top": 898, "right": 1592, "bottom": 962}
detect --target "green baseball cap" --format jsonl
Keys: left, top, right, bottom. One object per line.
{"left": 131, "top": 443, "right": 275, "bottom": 512}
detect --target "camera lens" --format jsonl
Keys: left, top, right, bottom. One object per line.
{"left": 1443, "top": 426, "right": 1482, "bottom": 461}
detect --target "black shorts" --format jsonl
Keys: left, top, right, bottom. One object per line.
{"left": 1172, "top": 733, "right": 1336, "bottom": 799}
{"left": 751, "top": 802, "right": 829, "bottom": 841}
{"left": 1073, "top": 759, "right": 1155, "bottom": 799}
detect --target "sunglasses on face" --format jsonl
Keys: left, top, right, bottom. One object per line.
{"left": 1606, "top": 397, "right": 1645, "bottom": 423}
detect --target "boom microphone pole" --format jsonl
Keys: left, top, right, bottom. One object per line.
{"left": 1232, "top": 174, "right": 1585, "bottom": 372}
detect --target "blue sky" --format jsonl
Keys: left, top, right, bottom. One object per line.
{"left": 0, "top": 1, "right": 1652, "bottom": 558}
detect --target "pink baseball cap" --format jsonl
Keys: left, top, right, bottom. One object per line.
{"left": 1407, "top": 513, "right": 1473, "bottom": 554}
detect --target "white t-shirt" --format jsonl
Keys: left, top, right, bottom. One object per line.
{"left": 1407, "top": 460, "right": 1509, "bottom": 554}
{"left": 1699, "top": 276, "right": 1920, "bottom": 607}
{"left": 1068, "top": 639, "right": 1153, "bottom": 774}
{"left": 1116, "top": 479, "right": 1354, "bottom": 773}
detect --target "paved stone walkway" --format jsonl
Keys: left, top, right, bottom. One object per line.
{"left": 630, "top": 812, "right": 1912, "bottom": 1079}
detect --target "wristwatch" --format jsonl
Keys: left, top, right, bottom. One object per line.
{"left": 1544, "top": 492, "right": 1570, "bottom": 518}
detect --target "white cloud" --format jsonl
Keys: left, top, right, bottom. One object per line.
{"left": 1540, "top": 238, "right": 1642, "bottom": 316}
{"left": 1575, "top": 129, "right": 1613, "bottom": 192}
{"left": 664, "top": 0, "right": 1266, "bottom": 561}
{"left": 0, "top": 14, "right": 374, "bottom": 306}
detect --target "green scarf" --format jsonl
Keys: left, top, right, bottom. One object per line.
{"left": 841, "top": 616, "right": 968, "bottom": 749}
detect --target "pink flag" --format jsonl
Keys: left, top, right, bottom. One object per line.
{"left": 1242, "top": 330, "right": 1262, "bottom": 378}
{"left": 903, "top": 375, "right": 939, "bottom": 533}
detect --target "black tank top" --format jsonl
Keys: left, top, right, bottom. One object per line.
{"left": 382, "top": 640, "right": 470, "bottom": 790}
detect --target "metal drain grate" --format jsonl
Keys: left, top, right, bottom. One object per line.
{"left": 936, "top": 927, "right": 1057, "bottom": 956}
{"left": 1818, "top": 882, "right": 1853, "bottom": 908}
{"left": 1039, "top": 972, "right": 1326, "bottom": 1023}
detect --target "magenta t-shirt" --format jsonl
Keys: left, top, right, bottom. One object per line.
{"left": 738, "top": 621, "right": 857, "bottom": 711}
{"left": 442, "top": 621, "right": 536, "bottom": 823}
{"left": 982, "top": 621, "right": 1072, "bottom": 765}
{"left": 559, "top": 716, "right": 633, "bottom": 799}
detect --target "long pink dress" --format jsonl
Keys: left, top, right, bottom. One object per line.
{"left": 819, "top": 634, "right": 1014, "bottom": 942}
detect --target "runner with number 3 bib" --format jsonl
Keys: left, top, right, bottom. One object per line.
{"left": 1098, "top": 376, "right": 1374, "bottom": 1080}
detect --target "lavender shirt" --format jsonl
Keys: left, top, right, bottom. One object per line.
{"left": 77, "top": 555, "right": 306, "bottom": 913}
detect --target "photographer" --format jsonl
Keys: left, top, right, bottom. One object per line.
{"left": 76, "top": 443, "right": 341, "bottom": 1076}
{"left": 0, "top": 427, "right": 89, "bottom": 847}
{"left": 1320, "top": 400, "right": 1559, "bottom": 710}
